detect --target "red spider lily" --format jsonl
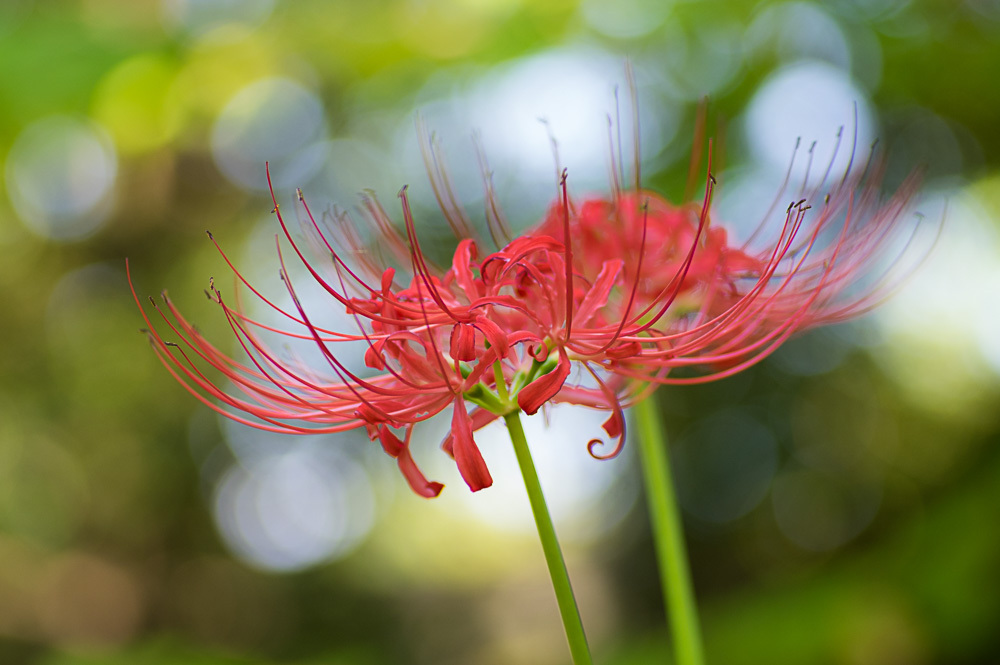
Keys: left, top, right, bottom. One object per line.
{"left": 130, "top": 124, "right": 924, "bottom": 497}
{"left": 532, "top": 152, "right": 925, "bottom": 394}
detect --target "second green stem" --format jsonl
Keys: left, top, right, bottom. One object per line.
{"left": 635, "top": 396, "right": 705, "bottom": 665}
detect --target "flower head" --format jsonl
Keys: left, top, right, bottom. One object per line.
{"left": 131, "top": 119, "right": 924, "bottom": 497}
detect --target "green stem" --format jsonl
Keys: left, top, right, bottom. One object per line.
{"left": 634, "top": 396, "right": 705, "bottom": 665}
{"left": 504, "top": 411, "right": 594, "bottom": 665}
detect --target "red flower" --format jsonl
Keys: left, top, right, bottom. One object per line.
{"left": 536, "top": 161, "right": 924, "bottom": 390}
{"left": 131, "top": 130, "right": 922, "bottom": 497}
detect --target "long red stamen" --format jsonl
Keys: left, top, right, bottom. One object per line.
{"left": 560, "top": 169, "right": 574, "bottom": 338}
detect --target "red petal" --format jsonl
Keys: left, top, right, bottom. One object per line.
{"left": 364, "top": 340, "right": 386, "bottom": 369}
{"left": 574, "top": 259, "right": 623, "bottom": 326}
{"left": 723, "top": 247, "right": 763, "bottom": 273}
{"left": 354, "top": 401, "right": 404, "bottom": 426}
{"left": 397, "top": 446, "right": 444, "bottom": 498}
{"left": 601, "top": 410, "right": 623, "bottom": 439}
{"left": 473, "top": 315, "right": 509, "bottom": 359}
{"left": 380, "top": 267, "right": 395, "bottom": 293}
{"left": 449, "top": 322, "right": 477, "bottom": 361}
{"left": 450, "top": 239, "right": 480, "bottom": 301}
{"left": 516, "top": 349, "right": 570, "bottom": 415}
{"left": 376, "top": 425, "right": 404, "bottom": 457}
{"left": 441, "top": 407, "right": 501, "bottom": 458}
{"left": 605, "top": 340, "right": 642, "bottom": 359}
{"left": 451, "top": 398, "right": 493, "bottom": 491}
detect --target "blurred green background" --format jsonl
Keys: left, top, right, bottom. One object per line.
{"left": 2, "top": 0, "right": 1000, "bottom": 663}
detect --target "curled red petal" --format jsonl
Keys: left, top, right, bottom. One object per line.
{"left": 397, "top": 446, "right": 444, "bottom": 498}
{"left": 451, "top": 397, "right": 493, "bottom": 491}
{"left": 516, "top": 348, "right": 570, "bottom": 416}
{"left": 601, "top": 410, "right": 623, "bottom": 439}
{"left": 473, "top": 315, "right": 509, "bottom": 359}
{"left": 582, "top": 364, "right": 626, "bottom": 461}
{"left": 376, "top": 424, "right": 404, "bottom": 457}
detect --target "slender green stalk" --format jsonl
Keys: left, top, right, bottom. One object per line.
{"left": 634, "top": 396, "right": 705, "bottom": 665}
{"left": 504, "top": 410, "right": 594, "bottom": 665}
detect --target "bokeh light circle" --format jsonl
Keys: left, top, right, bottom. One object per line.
{"left": 211, "top": 77, "right": 328, "bottom": 191}
{"left": 161, "top": 0, "right": 274, "bottom": 36}
{"left": 580, "top": 0, "right": 672, "bottom": 39}
{"left": 90, "top": 53, "right": 182, "bottom": 155}
{"left": 744, "top": 60, "right": 875, "bottom": 183}
{"left": 213, "top": 444, "right": 375, "bottom": 572}
{"left": 4, "top": 115, "right": 117, "bottom": 241}
{"left": 467, "top": 48, "right": 670, "bottom": 208}
{"left": 440, "top": 402, "right": 636, "bottom": 544}
{"left": 745, "top": 3, "right": 852, "bottom": 72}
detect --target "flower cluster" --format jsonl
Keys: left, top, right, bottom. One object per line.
{"left": 131, "top": 135, "right": 921, "bottom": 497}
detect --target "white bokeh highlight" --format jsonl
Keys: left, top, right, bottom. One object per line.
{"left": 212, "top": 78, "right": 328, "bottom": 192}
{"left": 213, "top": 441, "right": 376, "bottom": 572}
{"left": 397, "top": 47, "right": 676, "bottom": 227}
{"left": 745, "top": 3, "right": 852, "bottom": 72}
{"left": 435, "top": 402, "right": 637, "bottom": 544}
{"left": 580, "top": 0, "right": 673, "bottom": 39}
{"left": 4, "top": 115, "right": 117, "bottom": 241}
{"left": 876, "top": 190, "right": 1000, "bottom": 378}
{"left": 471, "top": 50, "right": 622, "bottom": 184}
{"left": 744, "top": 60, "right": 875, "bottom": 183}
